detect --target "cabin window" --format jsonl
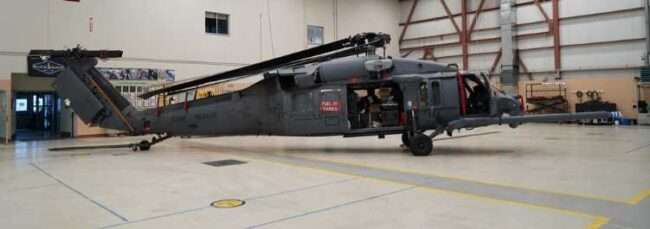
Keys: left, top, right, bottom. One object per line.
{"left": 419, "top": 83, "right": 428, "bottom": 107}
{"left": 291, "top": 92, "right": 314, "bottom": 113}
{"left": 431, "top": 81, "right": 441, "bottom": 106}
{"left": 206, "top": 12, "right": 229, "bottom": 35}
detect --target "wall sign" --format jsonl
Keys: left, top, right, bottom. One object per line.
{"left": 27, "top": 55, "right": 66, "bottom": 77}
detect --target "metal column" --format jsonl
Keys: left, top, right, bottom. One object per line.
{"left": 643, "top": 0, "right": 650, "bottom": 66}
{"left": 552, "top": 0, "right": 561, "bottom": 78}
{"left": 461, "top": 0, "right": 469, "bottom": 70}
{"left": 499, "top": 0, "right": 519, "bottom": 94}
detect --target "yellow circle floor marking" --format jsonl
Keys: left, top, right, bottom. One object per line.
{"left": 211, "top": 199, "right": 245, "bottom": 208}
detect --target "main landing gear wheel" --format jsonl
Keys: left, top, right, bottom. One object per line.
{"left": 408, "top": 133, "right": 433, "bottom": 156}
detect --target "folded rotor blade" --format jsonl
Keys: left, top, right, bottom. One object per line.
{"left": 139, "top": 32, "right": 390, "bottom": 99}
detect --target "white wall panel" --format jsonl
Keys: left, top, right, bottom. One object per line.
{"left": 0, "top": 0, "right": 49, "bottom": 51}
{"left": 560, "top": 0, "right": 643, "bottom": 17}
{"left": 473, "top": 10, "right": 500, "bottom": 31}
{"left": 400, "top": 0, "right": 447, "bottom": 23}
{"left": 560, "top": 10, "right": 646, "bottom": 45}
{"left": 520, "top": 49, "right": 554, "bottom": 72}
{"left": 562, "top": 41, "right": 646, "bottom": 69}
{"left": 515, "top": 3, "right": 550, "bottom": 25}
{"left": 403, "top": 16, "right": 458, "bottom": 39}
{"left": 518, "top": 36, "right": 553, "bottom": 50}
{"left": 468, "top": 54, "right": 499, "bottom": 71}
{"left": 336, "top": 0, "right": 401, "bottom": 56}
{"left": 0, "top": 0, "right": 399, "bottom": 80}
{"left": 469, "top": 42, "right": 500, "bottom": 54}
{"left": 0, "top": 56, "right": 27, "bottom": 77}
{"left": 432, "top": 44, "right": 463, "bottom": 57}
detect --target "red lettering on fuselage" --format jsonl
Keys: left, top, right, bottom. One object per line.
{"left": 320, "top": 100, "right": 341, "bottom": 112}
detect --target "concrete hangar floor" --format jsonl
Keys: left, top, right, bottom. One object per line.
{"left": 1, "top": 124, "right": 649, "bottom": 229}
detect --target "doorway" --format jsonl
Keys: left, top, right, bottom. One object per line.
{"left": 14, "top": 92, "right": 60, "bottom": 141}
{"left": 347, "top": 83, "right": 404, "bottom": 130}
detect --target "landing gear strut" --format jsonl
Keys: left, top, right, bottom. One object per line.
{"left": 402, "top": 108, "right": 433, "bottom": 156}
{"left": 130, "top": 133, "right": 171, "bottom": 151}
{"left": 401, "top": 132, "right": 411, "bottom": 147}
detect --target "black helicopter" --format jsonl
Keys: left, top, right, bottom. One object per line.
{"left": 37, "top": 32, "right": 611, "bottom": 156}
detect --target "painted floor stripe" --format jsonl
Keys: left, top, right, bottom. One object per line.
{"left": 628, "top": 189, "right": 650, "bottom": 205}
{"left": 198, "top": 149, "right": 606, "bottom": 223}
{"left": 246, "top": 187, "right": 416, "bottom": 229}
{"left": 585, "top": 217, "right": 610, "bottom": 229}
{"left": 99, "top": 178, "right": 357, "bottom": 228}
{"left": 291, "top": 155, "right": 631, "bottom": 205}
{"left": 30, "top": 163, "right": 129, "bottom": 222}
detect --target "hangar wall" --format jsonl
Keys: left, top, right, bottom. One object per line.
{"left": 0, "top": 0, "right": 400, "bottom": 138}
{"left": 0, "top": 0, "right": 400, "bottom": 82}
{"left": 398, "top": 0, "right": 648, "bottom": 118}
{"left": 304, "top": 0, "right": 402, "bottom": 57}
{"left": 0, "top": 0, "right": 303, "bottom": 80}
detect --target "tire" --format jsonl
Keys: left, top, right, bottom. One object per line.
{"left": 401, "top": 133, "right": 411, "bottom": 147}
{"left": 138, "top": 140, "right": 151, "bottom": 151}
{"left": 409, "top": 134, "right": 433, "bottom": 156}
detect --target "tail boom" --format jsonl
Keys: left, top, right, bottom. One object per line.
{"left": 45, "top": 48, "right": 138, "bottom": 133}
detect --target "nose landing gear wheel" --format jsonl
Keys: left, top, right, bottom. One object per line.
{"left": 401, "top": 133, "right": 411, "bottom": 147}
{"left": 138, "top": 140, "right": 151, "bottom": 151}
{"left": 408, "top": 134, "right": 433, "bottom": 156}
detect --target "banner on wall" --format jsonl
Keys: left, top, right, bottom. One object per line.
{"left": 97, "top": 68, "right": 175, "bottom": 81}
{"left": 27, "top": 52, "right": 176, "bottom": 82}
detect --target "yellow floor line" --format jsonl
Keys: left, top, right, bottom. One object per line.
{"left": 189, "top": 140, "right": 647, "bottom": 205}
{"left": 296, "top": 156, "right": 631, "bottom": 204}
{"left": 220, "top": 151, "right": 607, "bottom": 225}
{"left": 584, "top": 217, "right": 610, "bottom": 229}
{"left": 627, "top": 189, "right": 650, "bottom": 205}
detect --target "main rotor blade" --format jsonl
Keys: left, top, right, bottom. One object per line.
{"left": 29, "top": 49, "right": 123, "bottom": 59}
{"left": 285, "top": 46, "right": 370, "bottom": 68}
{"left": 139, "top": 32, "right": 390, "bottom": 99}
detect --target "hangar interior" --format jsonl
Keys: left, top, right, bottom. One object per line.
{"left": 0, "top": 0, "right": 649, "bottom": 228}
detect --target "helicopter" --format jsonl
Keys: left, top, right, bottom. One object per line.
{"left": 36, "top": 32, "right": 612, "bottom": 156}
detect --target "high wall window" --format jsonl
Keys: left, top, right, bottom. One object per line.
{"left": 307, "top": 25, "right": 324, "bottom": 46}
{"left": 206, "top": 12, "right": 229, "bottom": 35}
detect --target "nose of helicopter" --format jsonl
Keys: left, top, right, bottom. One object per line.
{"left": 492, "top": 92, "right": 525, "bottom": 116}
